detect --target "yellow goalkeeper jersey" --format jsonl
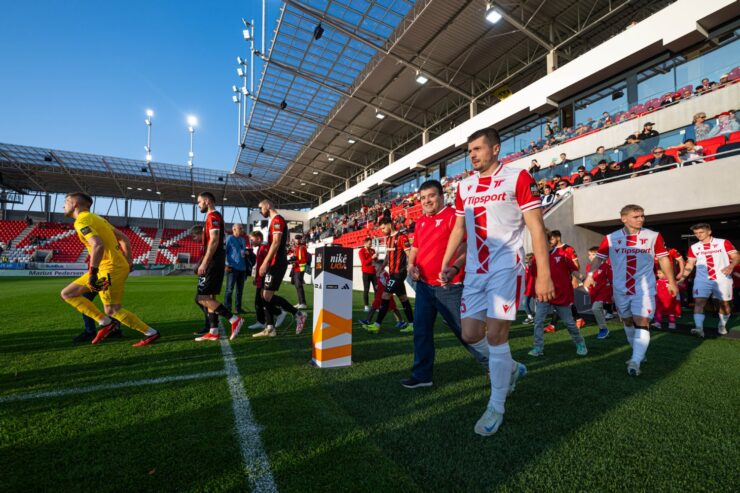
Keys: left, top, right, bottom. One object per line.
{"left": 74, "top": 211, "right": 128, "bottom": 272}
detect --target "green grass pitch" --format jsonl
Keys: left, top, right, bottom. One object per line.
{"left": 1, "top": 276, "right": 738, "bottom": 492}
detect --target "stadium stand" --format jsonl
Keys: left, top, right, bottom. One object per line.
{"left": 156, "top": 228, "right": 202, "bottom": 264}
{"left": 0, "top": 220, "right": 26, "bottom": 245}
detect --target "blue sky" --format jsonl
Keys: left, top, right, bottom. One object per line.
{"left": 0, "top": 0, "right": 282, "bottom": 171}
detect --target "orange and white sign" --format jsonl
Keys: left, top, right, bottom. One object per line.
{"left": 311, "top": 246, "right": 353, "bottom": 368}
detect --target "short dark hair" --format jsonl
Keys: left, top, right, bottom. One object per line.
{"left": 578, "top": 166, "right": 586, "bottom": 172}
{"left": 588, "top": 246, "right": 599, "bottom": 253}
{"left": 598, "top": 159, "right": 607, "bottom": 165}
{"left": 418, "top": 179, "right": 443, "bottom": 196}
{"left": 251, "top": 230, "right": 263, "bottom": 240}
{"left": 690, "top": 222, "right": 711, "bottom": 232}
{"left": 379, "top": 217, "right": 393, "bottom": 227}
{"left": 467, "top": 127, "right": 500, "bottom": 147}
{"left": 198, "top": 191, "right": 216, "bottom": 202}
{"left": 66, "top": 192, "right": 93, "bottom": 207}
{"left": 550, "top": 230, "right": 562, "bottom": 238}
{"left": 683, "top": 139, "right": 695, "bottom": 145}
{"left": 364, "top": 236, "right": 372, "bottom": 243}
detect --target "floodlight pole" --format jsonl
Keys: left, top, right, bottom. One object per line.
{"left": 249, "top": 19, "right": 255, "bottom": 125}
{"left": 234, "top": 94, "right": 241, "bottom": 145}
{"left": 188, "top": 126, "right": 195, "bottom": 168}
{"left": 145, "top": 110, "right": 153, "bottom": 162}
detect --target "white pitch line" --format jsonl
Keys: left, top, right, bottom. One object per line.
{"left": 219, "top": 338, "right": 278, "bottom": 493}
{"left": 0, "top": 370, "right": 227, "bottom": 404}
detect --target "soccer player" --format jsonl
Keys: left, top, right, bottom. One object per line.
{"left": 585, "top": 246, "right": 613, "bottom": 340}
{"left": 677, "top": 223, "right": 739, "bottom": 336}
{"left": 401, "top": 179, "right": 488, "bottom": 388}
{"left": 193, "top": 192, "right": 244, "bottom": 342}
{"left": 362, "top": 217, "right": 414, "bottom": 333}
{"left": 359, "top": 259, "right": 403, "bottom": 328}
{"left": 60, "top": 192, "right": 160, "bottom": 346}
{"left": 289, "top": 235, "right": 309, "bottom": 309}
{"left": 584, "top": 204, "right": 678, "bottom": 376}
{"left": 528, "top": 243, "right": 587, "bottom": 357}
{"left": 358, "top": 237, "right": 378, "bottom": 312}
{"left": 253, "top": 199, "right": 307, "bottom": 337}
{"left": 441, "top": 127, "right": 555, "bottom": 436}
{"left": 549, "top": 230, "right": 585, "bottom": 329}
{"left": 247, "top": 230, "right": 282, "bottom": 331}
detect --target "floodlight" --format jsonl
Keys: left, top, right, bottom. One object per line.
{"left": 146, "top": 109, "right": 154, "bottom": 117}
{"left": 291, "top": 191, "right": 295, "bottom": 194}
{"left": 375, "top": 110, "right": 386, "bottom": 120}
{"left": 146, "top": 188, "right": 152, "bottom": 192}
{"left": 241, "top": 87, "right": 249, "bottom": 96}
{"left": 137, "top": 187, "right": 143, "bottom": 191}
{"left": 415, "top": 72, "right": 429, "bottom": 85}
{"left": 348, "top": 139, "right": 356, "bottom": 144}
{"left": 313, "top": 23, "right": 324, "bottom": 40}
{"left": 146, "top": 154, "right": 152, "bottom": 162}
{"left": 127, "top": 186, "right": 133, "bottom": 190}
{"left": 243, "top": 29, "right": 251, "bottom": 41}
{"left": 237, "top": 67, "right": 245, "bottom": 77}
{"left": 312, "top": 171, "right": 319, "bottom": 175}
{"left": 188, "top": 151, "right": 194, "bottom": 158}
{"left": 485, "top": 3, "right": 502, "bottom": 24}
{"left": 191, "top": 194, "right": 196, "bottom": 198}
{"left": 301, "top": 182, "right": 306, "bottom": 186}
{"left": 144, "top": 145, "right": 150, "bottom": 152}
{"left": 327, "top": 156, "right": 335, "bottom": 161}
{"left": 187, "top": 115, "right": 198, "bottom": 127}
{"left": 232, "top": 85, "right": 238, "bottom": 93}
{"left": 232, "top": 95, "right": 240, "bottom": 103}
{"left": 237, "top": 56, "right": 245, "bottom": 65}
{"left": 156, "top": 191, "right": 161, "bottom": 195}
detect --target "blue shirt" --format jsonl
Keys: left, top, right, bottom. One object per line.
{"left": 225, "top": 235, "right": 247, "bottom": 271}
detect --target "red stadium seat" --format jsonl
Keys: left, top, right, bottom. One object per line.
{"left": 697, "top": 136, "right": 727, "bottom": 161}
{"left": 632, "top": 154, "right": 652, "bottom": 170}
{"left": 728, "top": 131, "right": 740, "bottom": 143}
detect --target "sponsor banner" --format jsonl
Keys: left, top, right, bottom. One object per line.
{"left": 0, "top": 262, "right": 27, "bottom": 270}
{"left": 312, "top": 247, "right": 353, "bottom": 368}
{"left": 33, "top": 262, "right": 87, "bottom": 270}
{"left": 0, "top": 269, "right": 87, "bottom": 277}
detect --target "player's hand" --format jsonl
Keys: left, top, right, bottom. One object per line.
{"left": 225, "top": 265, "right": 233, "bottom": 273}
{"left": 535, "top": 276, "right": 556, "bottom": 302}
{"left": 675, "top": 273, "right": 684, "bottom": 282}
{"left": 197, "top": 263, "right": 207, "bottom": 276}
{"left": 258, "top": 263, "right": 268, "bottom": 277}
{"left": 407, "top": 265, "right": 420, "bottom": 281}
{"left": 667, "top": 281, "right": 679, "bottom": 297}
{"left": 438, "top": 266, "right": 455, "bottom": 286}
{"left": 720, "top": 265, "right": 733, "bottom": 276}
{"left": 583, "top": 276, "right": 594, "bottom": 290}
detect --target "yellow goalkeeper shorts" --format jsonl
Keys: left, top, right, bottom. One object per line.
{"left": 73, "top": 268, "right": 128, "bottom": 305}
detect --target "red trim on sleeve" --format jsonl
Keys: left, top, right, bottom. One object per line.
{"left": 724, "top": 239, "right": 736, "bottom": 255}
{"left": 596, "top": 236, "right": 609, "bottom": 259}
{"left": 654, "top": 233, "right": 668, "bottom": 257}
{"left": 515, "top": 170, "right": 541, "bottom": 211}
{"left": 687, "top": 246, "right": 695, "bottom": 259}
{"left": 454, "top": 186, "right": 464, "bottom": 216}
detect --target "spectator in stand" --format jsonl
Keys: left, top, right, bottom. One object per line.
{"left": 541, "top": 184, "right": 556, "bottom": 210}
{"left": 600, "top": 112, "right": 613, "bottom": 128}
{"left": 645, "top": 146, "right": 677, "bottom": 169}
{"left": 623, "top": 134, "right": 642, "bottom": 161}
{"left": 679, "top": 139, "right": 704, "bottom": 165}
{"left": 681, "top": 88, "right": 693, "bottom": 100}
{"left": 661, "top": 92, "right": 676, "bottom": 106}
{"left": 719, "top": 73, "right": 730, "bottom": 86}
{"left": 592, "top": 159, "right": 610, "bottom": 182}
{"left": 224, "top": 223, "right": 250, "bottom": 314}
{"left": 590, "top": 145, "right": 607, "bottom": 167}
{"left": 359, "top": 236, "right": 377, "bottom": 312}
{"left": 529, "top": 159, "right": 540, "bottom": 174}
{"left": 581, "top": 174, "right": 593, "bottom": 187}
{"left": 707, "top": 111, "right": 740, "bottom": 137}
{"left": 695, "top": 85, "right": 707, "bottom": 96}
{"left": 693, "top": 112, "right": 712, "bottom": 141}
{"left": 700, "top": 78, "right": 712, "bottom": 91}
{"left": 555, "top": 180, "right": 572, "bottom": 200}
{"left": 639, "top": 122, "right": 659, "bottom": 143}
{"left": 608, "top": 160, "right": 627, "bottom": 179}
{"left": 571, "top": 166, "right": 588, "bottom": 185}
{"left": 558, "top": 153, "right": 569, "bottom": 166}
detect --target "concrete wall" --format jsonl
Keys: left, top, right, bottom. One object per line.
{"left": 309, "top": 0, "right": 738, "bottom": 218}
{"left": 572, "top": 156, "right": 740, "bottom": 226}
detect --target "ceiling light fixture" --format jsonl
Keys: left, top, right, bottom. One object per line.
{"left": 415, "top": 71, "right": 428, "bottom": 84}
{"left": 313, "top": 22, "right": 324, "bottom": 40}
{"left": 485, "top": 3, "right": 503, "bottom": 24}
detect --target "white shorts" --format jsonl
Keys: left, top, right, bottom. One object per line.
{"left": 613, "top": 291, "right": 654, "bottom": 320}
{"left": 693, "top": 278, "right": 733, "bottom": 301}
{"left": 461, "top": 267, "right": 524, "bottom": 321}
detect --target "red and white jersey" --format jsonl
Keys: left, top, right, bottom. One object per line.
{"left": 687, "top": 238, "right": 736, "bottom": 282}
{"left": 455, "top": 166, "right": 540, "bottom": 275}
{"left": 596, "top": 227, "right": 667, "bottom": 295}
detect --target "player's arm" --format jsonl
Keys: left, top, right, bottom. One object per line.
{"left": 677, "top": 257, "right": 696, "bottom": 282}
{"left": 658, "top": 255, "right": 679, "bottom": 295}
{"left": 259, "top": 230, "right": 282, "bottom": 276}
{"left": 523, "top": 209, "right": 555, "bottom": 301}
{"left": 441, "top": 241, "right": 467, "bottom": 286}
{"left": 440, "top": 216, "right": 465, "bottom": 282}
{"left": 198, "top": 228, "right": 221, "bottom": 275}
{"left": 87, "top": 235, "right": 105, "bottom": 269}
{"left": 112, "top": 227, "right": 134, "bottom": 271}
{"left": 721, "top": 250, "right": 740, "bottom": 276}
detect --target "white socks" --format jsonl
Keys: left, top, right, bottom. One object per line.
{"left": 209, "top": 328, "right": 219, "bottom": 335}
{"left": 144, "top": 328, "right": 157, "bottom": 336}
{"left": 719, "top": 314, "right": 730, "bottom": 328}
{"left": 624, "top": 325, "right": 635, "bottom": 347}
{"left": 229, "top": 315, "right": 239, "bottom": 324}
{"left": 470, "top": 337, "right": 489, "bottom": 360}
{"left": 631, "top": 328, "right": 650, "bottom": 364}
{"left": 488, "top": 342, "right": 513, "bottom": 414}
{"left": 99, "top": 316, "right": 112, "bottom": 326}
{"left": 693, "top": 313, "right": 705, "bottom": 329}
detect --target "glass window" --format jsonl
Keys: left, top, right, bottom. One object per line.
{"left": 676, "top": 37, "right": 739, "bottom": 89}
{"left": 574, "top": 80, "right": 628, "bottom": 127}
{"left": 445, "top": 152, "right": 468, "bottom": 178}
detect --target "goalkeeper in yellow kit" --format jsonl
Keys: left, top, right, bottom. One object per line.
{"left": 60, "top": 192, "right": 160, "bottom": 346}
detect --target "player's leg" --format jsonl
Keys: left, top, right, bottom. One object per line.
{"left": 73, "top": 291, "right": 100, "bottom": 343}
{"left": 626, "top": 293, "right": 654, "bottom": 374}
{"left": 437, "top": 283, "right": 488, "bottom": 370}
{"left": 196, "top": 264, "right": 243, "bottom": 340}
{"left": 460, "top": 275, "right": 492, "bottom": 367}
{"left": 691, "top": 296, "right": 708, "bottom": 337}
{"left": 194, "top": 291, "right": 211, "bottom": 335}
{"left": 557, "top": 304, "right": 587, "bottom": 356}
{"left": 530, "top": 299, "right": 550, "bottom": 355}
{"left": 234, "top": 269, "right": 246, "bottom": 313}
{"left": 715, "top": 282, "right": 733, "bottom": 335}
{"left": 374, "top": 283, "right": 395, "bottom": 327}
{"left": 362, "top": 273, "right": 372, "bottom": 310}
{"left": 224, "top": 270, "right": 235, "bottom": 312}
{"left": 396, "top": 282, "right": 414, "bottom": 327}
{"left": 613, "top": 292, "right": 636, "bottom": 348}
{"left": 102, "top": 271, "right": 160, "bottom": 346}
{"left": 403, "top": 281, "right": 437, "bottom": 387}
{"left": 592, "top": 301, "right": 610, "bottom": 339}
{"left": 61, "top": 277, "right": 110, "bottom": 325}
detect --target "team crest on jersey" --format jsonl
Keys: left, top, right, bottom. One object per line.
{"left": 273, "top": 222, "right": 281, "bottom": 230}
{"left": 617, "top": 239, "right": 622, "bottom": 244}
{"left": 640, "top": 238, "right": 648, "bottom": 245}
{"left": 212, "top": 219, "right": 219, "bottom": 227}
{"left": 503, "top": 304, "right": 511, "bottom": 313}
{"left": 529, "top": 183, "right": 540, "bottom": 197}
{"left": 466, "top": 184, "right": 473, "bottom": 192}
{"left": 493, "top": 179, "right": 505, "bottom": 188}
{"left": 435, "top": 219, "right": 443, "bottom": 227}
{"left": 555, "top": 257, "right": 561, "bottom": 263}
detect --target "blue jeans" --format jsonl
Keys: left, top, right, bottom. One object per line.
{"left": 533, "top": 301, "right": 584, "bottom": 350}
{"left": 224, "top": 269, "right": 247, "bottom": 311}
{"left": 82, "top": 290, "right": 97, "bottom": 334}
{"left": 522, "top": 295, "right": 535, "bottom": 317}
{"left": 411, "top": 282, "right": 488, "bottom": 382}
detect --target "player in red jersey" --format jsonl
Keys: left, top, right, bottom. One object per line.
{"left": 522, "top": 253, "right": 536, "bottom": 324}
{"left": 289, "top": 235, "right": 309, "bottom": 310}
{"left": 584, "top": 204, "right": 678, "bottom": 376}
{"left": 400, "top": 180, "right": 488, "bottom": 389}
{"left": 585, "top": 246, "right": 613, "bottom": 339}
{"left": 677, "top": 223, "right": 739, "bottom": 337}
{"left": 549, "top": 230, "right": 586, "bottom": 329}
{"left": 359, "top": 260, "right": 403, "bottom": 329}
{"left": 193, "top": 192, "right": 244, "bottom": 342}
{"left": 358, "top": 237, "right": 378, "bottom": 312}
{"left": 441, "top": 127, "right": 555, "bottom": 436}
{"left": 527, "top": 245, "right": 587, "bottom": 357}
{"left": 252, "top": 200, "right": 307, "bottom": 337}
{"left": 652, "top": 269, "right": 680, "bottom": 330}
{"left": 247, "top": 230, "right": 281, "bottom": 331}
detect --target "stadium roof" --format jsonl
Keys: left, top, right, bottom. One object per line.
{"left": 2, "top": 0, "right": 677, "bottom": 208}
{"left": 235, "top": 0, "right": 674, "bottom": 203}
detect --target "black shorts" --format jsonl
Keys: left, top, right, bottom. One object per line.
{"left": 264, "top": 262, "right": 288, "bottom": 292}
{"left": 197, "top": 263, "right": 225, "bottom": 295}
{"left": 385, "top": 273, "right": 407, "bottom": 297}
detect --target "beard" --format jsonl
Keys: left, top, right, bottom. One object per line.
{"left": 260, "top": 209, "right": 269, "bottom": 218}
{"left": 199, "top": 205, "right": 208, "bottom": 213}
